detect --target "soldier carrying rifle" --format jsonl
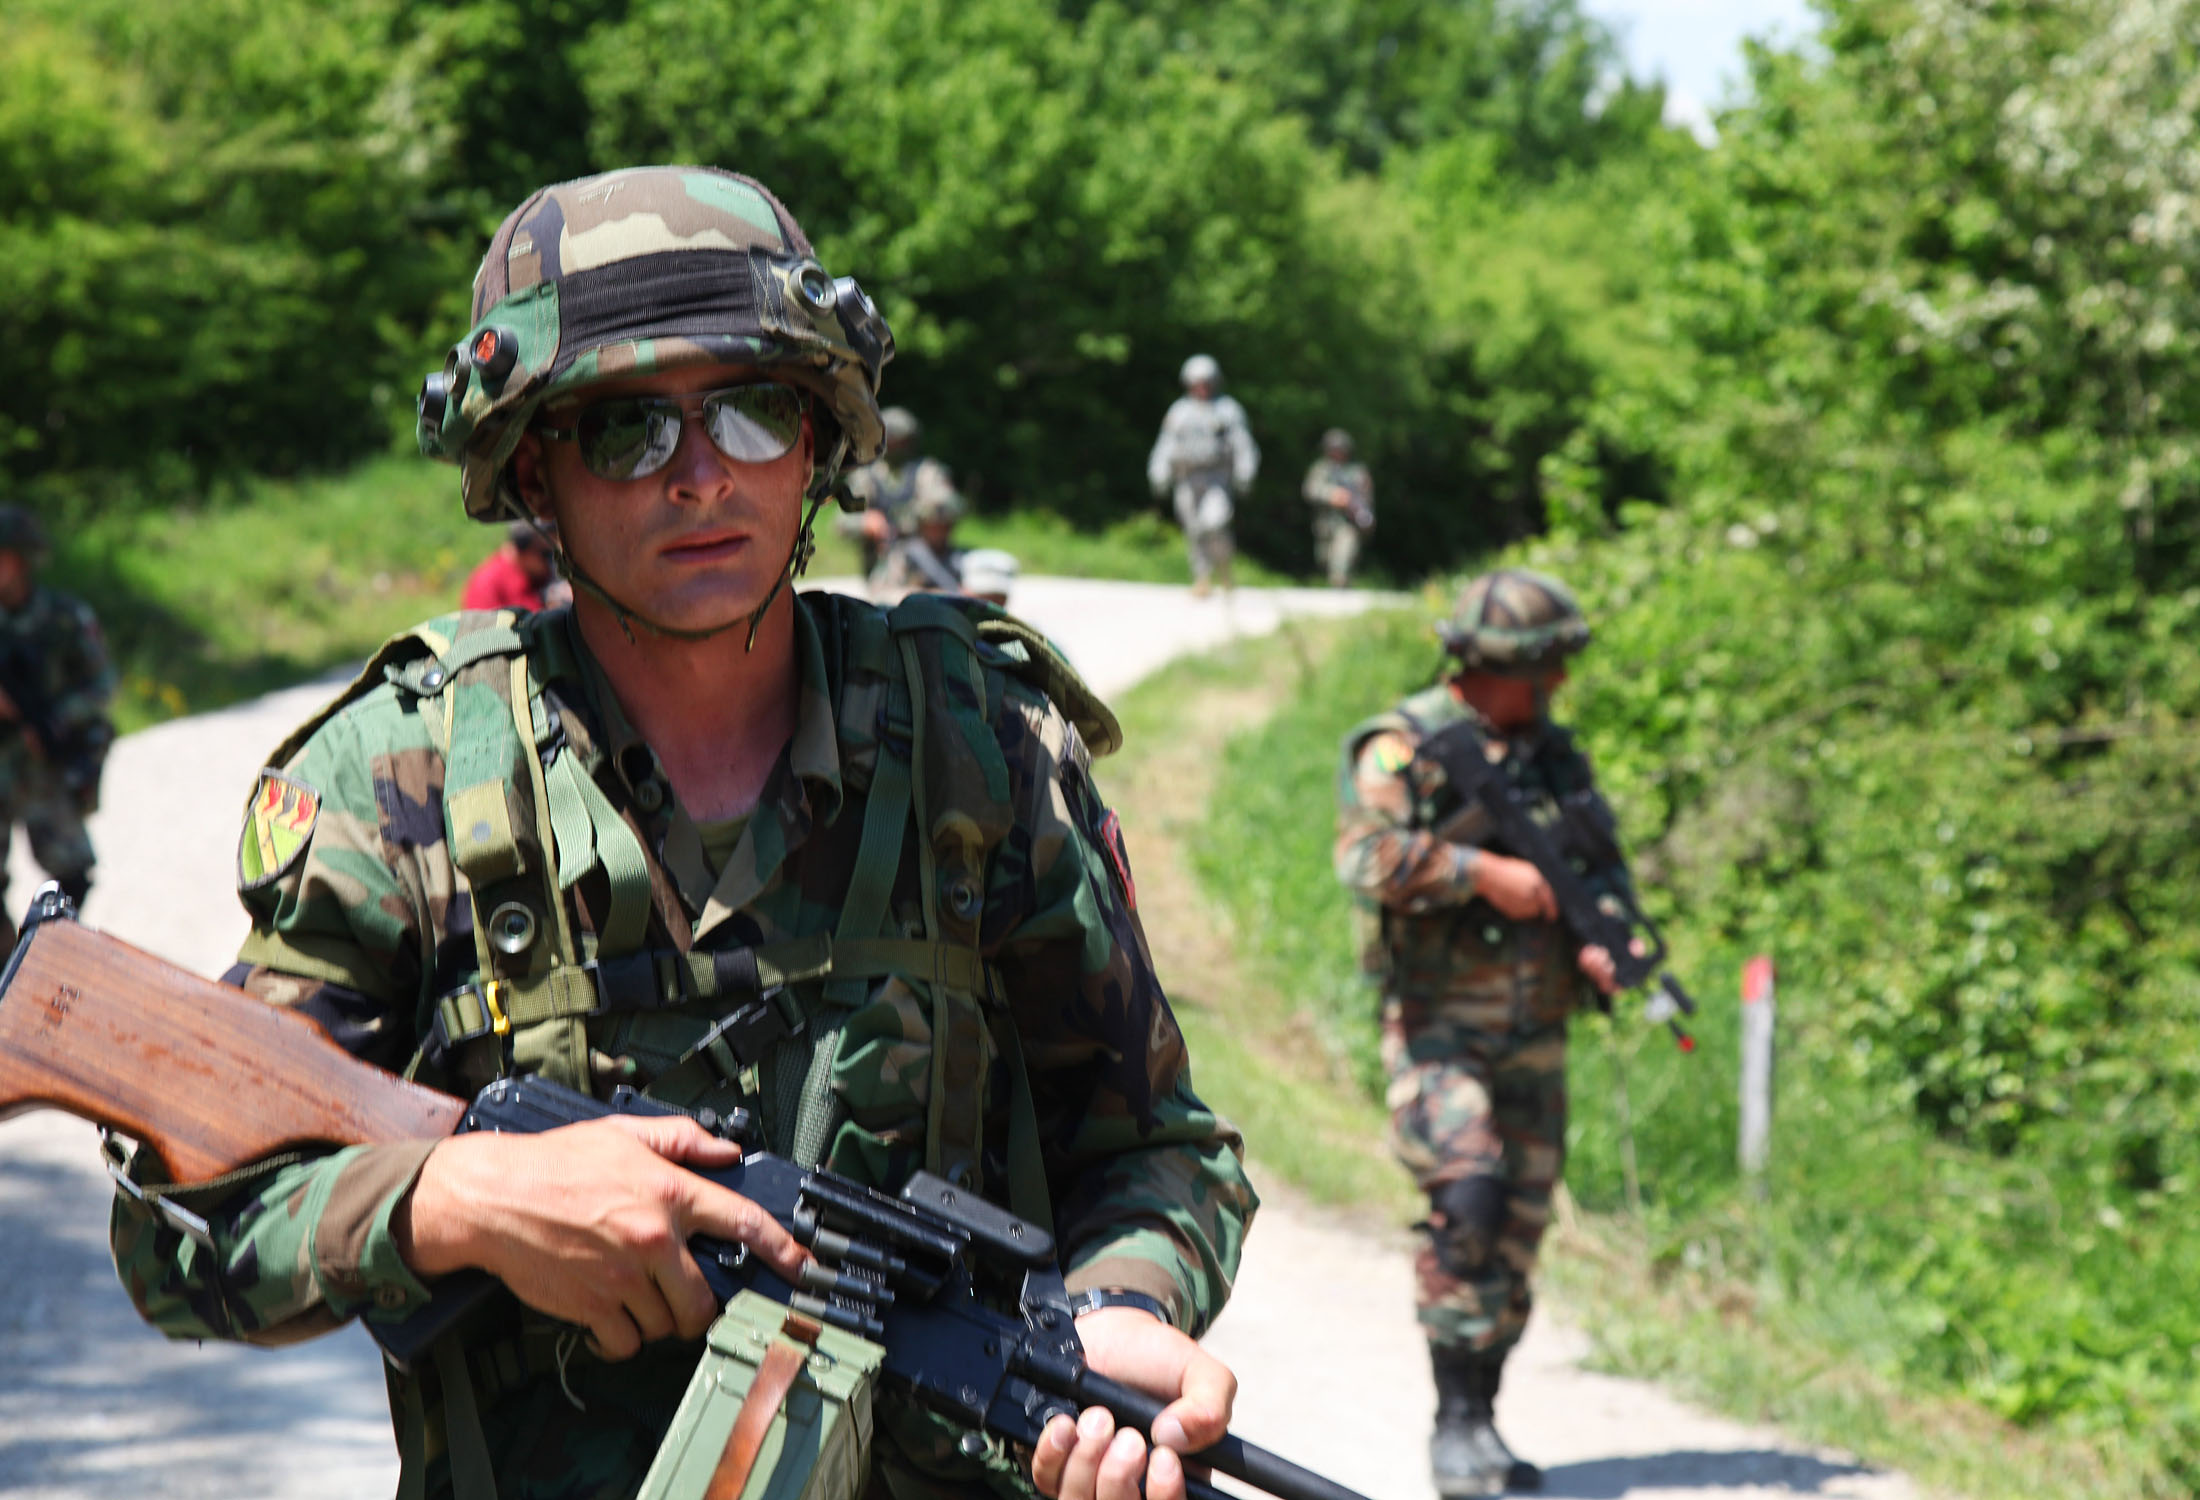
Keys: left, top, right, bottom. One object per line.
{"left": 103, "top": 165, "right": 1255, "bottom": 1500}
{"left": 1336, "top": 569, "right": 1661, "bottom": 1497}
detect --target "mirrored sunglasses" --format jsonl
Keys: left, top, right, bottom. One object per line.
{"left": 536, "top": 382, "right": 807, "bottom": 481}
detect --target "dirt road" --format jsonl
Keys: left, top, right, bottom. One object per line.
{"left": 0, "top": 579, "right": 1914, "bottom": 1500}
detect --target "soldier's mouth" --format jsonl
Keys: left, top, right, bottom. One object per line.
{"left": 662, "top": 530, "right": 751, "bottom": 564}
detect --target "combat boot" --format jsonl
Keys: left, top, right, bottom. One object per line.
{"left": 1429, "top": 1349, "right": 1507, "bottom": 1497}
{"left": 1470, "top": 1359, "right": 1540, "bottom": 1492}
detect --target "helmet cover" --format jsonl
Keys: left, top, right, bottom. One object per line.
{"left": 910, "top": 466, "right": 965, "bottom": 525}
{"left": 1438, "top": 568, "right": 1591, "bottom": 675}
{"left": 959, "top": 548, "right": 1019, "bottom": 597}
{"left": 419, "top": 165, "right": 895, "bottom": 520}
{"left": 880, "top": 407, "right": 921, "bottom": 445}
{"left": 1179, "top": 353, "right": 1222, "bottom": 388}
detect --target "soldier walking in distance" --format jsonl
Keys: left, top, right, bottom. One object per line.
{"left": 0, "top": 504, "right": 113, "bottom": 940}
{"left": 1302, "top": 428, "right": 1372, "bottom": 588}
{"left": 110, "top": 166, "right": 1253, "bottom": 1500}
{"left": 869, "top": 473, "right": 968, "bottom": 603}
{"left": 1335, "top": 569, "right": 1635, "bottom": 1496}
{"left": 1146, "top": 355, "right": 1258, "bottom": 596}
{"left": 838, "top": 405, "right": 951, "bottom": 580}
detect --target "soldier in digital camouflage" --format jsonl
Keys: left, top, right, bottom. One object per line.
{"left": 0, "top": 503, "right": 114, "bottom": 942}
{"left": 1334, "top": 568, "right": 1632, "bottom": 1497}
{"left": 110, "top": 166, "right": 1255, "bottom": 1500}
{"left": 868, "top": 470, "right": 967, "bottom": 603}
{"left": 837, "top": 407, "right": 953, "bottom": 585}
{"left": 1300, "top": 429, "right": 1371, "bottom": 589}
{"left": 1145, "top": 355, "right": 1257, "bottom": 597}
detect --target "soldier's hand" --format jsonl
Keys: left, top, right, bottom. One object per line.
{"left": 1577, "top": 936, "right": 1647, "bottom": 996}
{"left": 860, "top": 509, "right": 893, "bottom": 542}
{"left": 1473, "top": 853, "right": 1558, "bottom": 922}
{"left": 1031, "top": 1308, "right": 1235, "bottom": 1500}
{"left": 396, "top": 1115, "right": 811, "bottom": 1360}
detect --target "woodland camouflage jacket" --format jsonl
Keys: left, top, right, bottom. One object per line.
{"left": 0, "top": 584, "right": 114, "bottom": 758}
{"left": 1335, "top": 682, "right": 1628, "bottom": 1031}
{"left": 111, "top": 590, "right": 1253, "bottom": 1500}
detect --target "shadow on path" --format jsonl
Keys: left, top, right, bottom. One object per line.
{"left": 1539, "top": 1449, "right": 1880, "bottom": 1497}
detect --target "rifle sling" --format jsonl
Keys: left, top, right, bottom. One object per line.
{"left": 703, "top": 1314, "right": 824, "bottom": 1500}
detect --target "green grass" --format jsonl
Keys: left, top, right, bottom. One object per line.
{"left": 52, "top": 456, "right": 485, "bottom": 731}
{"left": 1097, "top": 628, "right": 1414, "bottom": 1218}
{"left": 1174, "top": 602, "right": 2169, "bottom": 1499}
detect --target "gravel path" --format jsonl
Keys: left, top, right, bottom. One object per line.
{"left": 0, "top": 579, "right": 1914, "bottom": 1500}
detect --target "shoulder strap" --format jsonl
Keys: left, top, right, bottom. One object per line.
{"left": 261, "top": 610, "right": 527, "bottom": 771}
{"left": 883, "top": 590, "right": 1123, "bottom": 757}
{"left": 880, "top": 594, "right": 1054, "bottom": 1220}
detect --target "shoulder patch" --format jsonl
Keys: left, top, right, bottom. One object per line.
{"left": 1367, "top": 734, "right": 1413, "bottom": 776}
{"left": 238, "top": 770, "right": 321, "bottom": 890}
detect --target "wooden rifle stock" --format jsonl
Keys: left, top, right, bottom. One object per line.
{"left": 0, "top": 895, "right": 466, "bottom": 1183}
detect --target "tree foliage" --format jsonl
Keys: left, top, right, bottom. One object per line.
{"left": 0, "top": 0, "right": 1675, "bottom": 570}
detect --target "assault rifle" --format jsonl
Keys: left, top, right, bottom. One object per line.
{"left": 0, "top": 643, "right": 108, "bottom": 798}
{"left": 1414, "top": 720, "right": 1697, "bottom": 1049}
{"left": 0, "top": 889, "right": 1376, "bottom": 1500}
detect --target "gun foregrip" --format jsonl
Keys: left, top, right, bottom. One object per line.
{"left": 1067, "top": 1367, "right": 1380, "bottom": 1500}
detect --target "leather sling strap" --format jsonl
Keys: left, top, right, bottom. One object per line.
{"left": 703, "top": 1313, "right": 825, "bottom": 1500}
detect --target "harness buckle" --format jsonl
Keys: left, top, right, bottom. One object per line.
{"left": 483, "top": 979, "right": 512, "bottom": 1037}
{"left": 679, "top": 986, "right": 802, "bottom": 1084}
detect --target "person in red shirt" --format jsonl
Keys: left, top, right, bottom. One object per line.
{"left": 459, "top": 520, "right": 564, "bottom": 612}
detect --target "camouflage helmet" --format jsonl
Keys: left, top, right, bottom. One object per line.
{"left": 1179, "top": 353, "right": 1222, "bottom": 389}
{"left": 417, "top": 165, "right": 896, "bottom": 521}
{"left": 910, "top": 466, "right": 964, "bottom": 526}
{"left": 881, "top": 407, "right": 921, "bottom": 445}
{"left": 959, "top": 547, "right": 1018, "bottom": 598}
{"left": 1321, "top": 427, "right": 1353, "bottom": 456}
{"left": 1438, "top": 568, "right": 1591, "bottom": 675}
{"left": 0, "top": 505, "right": 50, "bottom": 563}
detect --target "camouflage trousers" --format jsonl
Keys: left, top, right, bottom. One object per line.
{"left": 1171, "top": 477, "right": 1235, "bottom": 585}
{"left": 1314, "top": 515, "right": 1360, "bottom": 587}
{"left": 0, "top": 738, "right": 95, "bottom": 915}
{"left": 1382, "top": 995, "right": 1567, "bottom": 1360}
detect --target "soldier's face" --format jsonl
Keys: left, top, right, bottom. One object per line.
{"left": 512, "top": 363, "right": 812, "bottom": 634}
{"left": 1455, "top": 668, "right": 1566, "bottom": 731}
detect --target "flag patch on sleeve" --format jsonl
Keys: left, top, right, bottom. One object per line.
{"left": 238, "top": 770, "right": 320, "bottom": 890}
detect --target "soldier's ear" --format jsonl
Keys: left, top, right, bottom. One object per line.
{"left": 509, "top": 432, "right": 554, "bottom": 519}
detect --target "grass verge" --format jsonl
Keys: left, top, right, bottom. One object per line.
{"left": 54, "top": 457, "right": 485, "bottom": 732}
{"left": 1094, "top": 619, "right": 1414, "bottom": 1221}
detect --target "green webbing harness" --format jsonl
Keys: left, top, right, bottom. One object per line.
{"left": 359, "top": 599, "right": 1088, "bottom": 1500}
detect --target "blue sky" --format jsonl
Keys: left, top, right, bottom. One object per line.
{"left": 1582, "top": 0, "right": 1819, "bottom": 137}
